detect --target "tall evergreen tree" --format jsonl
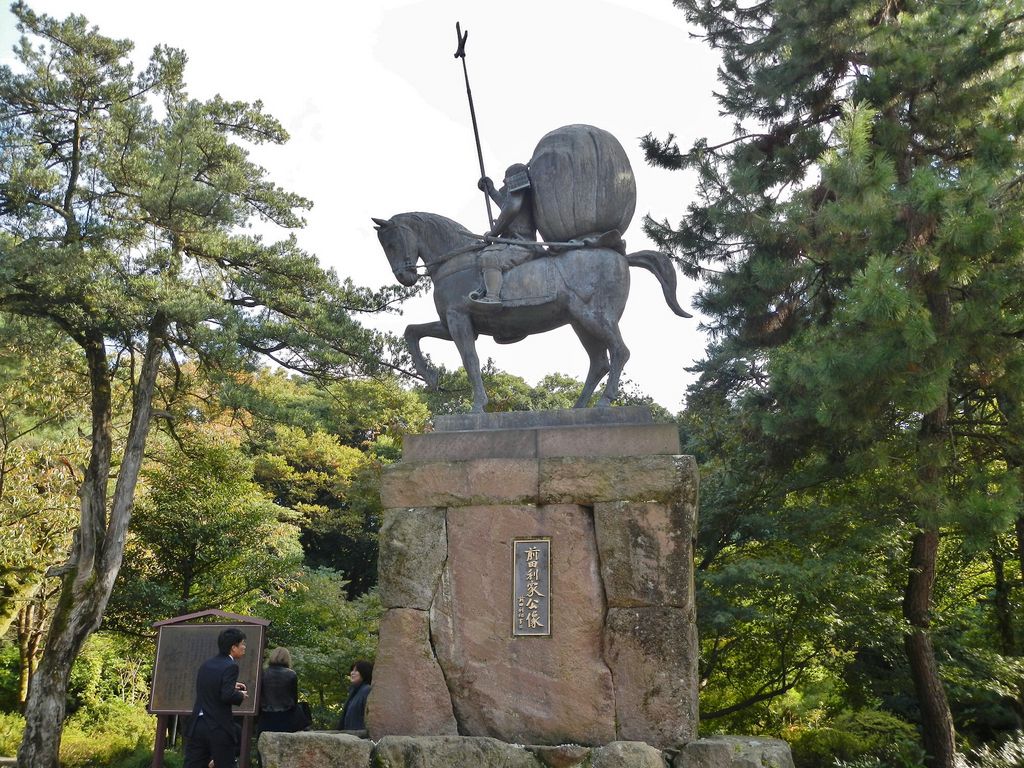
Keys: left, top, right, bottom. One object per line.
{"left": 647, "top": 2, "right": 1024, "bottom": 765}
{"left": 0, "top": 5, "right": 404, "bottom": 764}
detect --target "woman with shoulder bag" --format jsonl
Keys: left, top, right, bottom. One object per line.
{"left": 257, "top": 647, "right": 309, "bottom": 733}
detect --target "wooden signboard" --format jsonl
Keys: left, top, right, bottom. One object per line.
{"left": 149, "top": 622, "right": 266, "bottom": 716}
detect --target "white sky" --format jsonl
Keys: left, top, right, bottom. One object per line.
{"left": 0, "top": 0, "right": 725, "bottom": 411}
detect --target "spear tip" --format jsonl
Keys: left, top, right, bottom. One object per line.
{"left": 454, "top": 21, "right": 468, "bottom": 59}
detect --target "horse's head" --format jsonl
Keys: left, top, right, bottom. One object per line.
{"left": 373, "top": 216, "right": 421, "bottom": 287}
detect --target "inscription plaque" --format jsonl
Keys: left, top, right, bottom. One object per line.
{"left": 512, "top": 538, "right": 551, "bottom": 636}
{"left": 149, "top": 623, "right": 265, "bottom": 715}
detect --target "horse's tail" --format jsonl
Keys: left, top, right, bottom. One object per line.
{"left": 626, "top": 250, "right": 693, "bottom": 318}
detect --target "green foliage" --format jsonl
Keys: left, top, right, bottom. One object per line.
{"left": 1, "top": 5, "right": 409, "bottom": 761}
{"left": 651, "top": 0, "right": 1024, "bottom": 759}
{"left": 938, "top": 642, "right": 1024, "bottom": 747}
{"left": 0, "top": 2, "right": 397, "bottom": 377}
{"left": 321, "top": 377, "right": 432, "bottom": 454}
{"left": 0, "top": 644, "right": 18, "bottom": 713}
{"left": 105, "top": 745, "right": 183, "bottom": 768}
{"left": 230, "top": 371, "right": 430, "bottom": 596}
{"left": 252, "top": 423, "right": 381, "bottom": 596}
{"left": 418, "top": 362, "right": 669, "bottom": 416}
{"left": 65, "top": 634, "right": 151, "bottom": 714}
{"left": 959, "top": 735, "right": 1024, "bottom": 768}
{"left": 418, "top": 363, "right": 578, "bottom": 414}
{"left": 0, "top": 711, "right": 22, "bottom": 755}
{"left": 106, "top": 429, "right": 303, "bottom": 632}
{"left": 684, "top": 365, "right": 918, "bottom": 733}
{"left": 789, "top": 709, "right": 926, "bottom": 768}
{"left": 58, "top": 701, "right": 153, "bottom": 768}
{"left": 0, "top": 320, "right": 85, "bottom": 635}
{"left": 220, "top": 370, "right": 431, "bottom": 455}
{"left": 0, "top": 703, "right": 154, "bottom": 766}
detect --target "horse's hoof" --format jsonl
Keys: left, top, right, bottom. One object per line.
{"left": 596, "top": 397, "right": 612, "bottom": 407}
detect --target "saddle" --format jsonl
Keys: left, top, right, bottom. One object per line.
{"left": 467, "top": 230, "right": 625, "bottom": 311}
{"left": 470, "top": 258, "right": 558, "bottom": 313}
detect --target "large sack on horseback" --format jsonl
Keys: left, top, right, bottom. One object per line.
{"left": 528, "top": 124, "right": 637, "bottom": 243}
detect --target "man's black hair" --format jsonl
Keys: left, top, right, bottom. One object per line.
{"left": 218, "top": 627, "right": 246, "bottom": 655}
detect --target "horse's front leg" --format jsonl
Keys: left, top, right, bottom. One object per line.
{"left": 445, "top": 309, "right": 488, "bottom": 412}
{"left": 404, "top": 321, "right": 451, "bottom": 390}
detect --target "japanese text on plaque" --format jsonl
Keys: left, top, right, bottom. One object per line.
{"left": 512, "top": 539, "right": 550, "bottom": 636}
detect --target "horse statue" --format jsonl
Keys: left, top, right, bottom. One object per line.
{"left": 372, "top": 211, "right": 691, "bottom": 412}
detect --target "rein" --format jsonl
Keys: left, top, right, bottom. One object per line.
{"left": 419, "top": 235, "right": 577, "bottom": 277}
{"left": 389, "top": 218, "right": 591, "bottom": 281}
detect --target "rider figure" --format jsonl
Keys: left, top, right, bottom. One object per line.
{"left": 470, "top": 163, "right": 537, "bottom": 304}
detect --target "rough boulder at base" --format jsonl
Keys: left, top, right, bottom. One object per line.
{"left": 529, "top": 124, "right": 637, "bottom": 243}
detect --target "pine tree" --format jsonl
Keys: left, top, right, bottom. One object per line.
{"left": 647, "top": 2, "right": 1024, "bottom": 764}
{"left": 0, "top": 5, "right": 404, "bottom": 764}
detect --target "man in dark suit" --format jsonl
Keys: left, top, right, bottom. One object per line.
{"left": 184, "top": 628, "right": 248, "bottom": 768}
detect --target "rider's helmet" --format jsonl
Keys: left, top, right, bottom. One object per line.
{"left": 503, "top": 163, "right": 531, "bottom": 193}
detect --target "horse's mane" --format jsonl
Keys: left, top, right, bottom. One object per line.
{"left": 394, "top": 212, "right": 478, "bottom": 261}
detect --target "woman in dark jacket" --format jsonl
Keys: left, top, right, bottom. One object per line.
{"left": 257, "top": 647, "right": 302, "bottom": 733}
{"left": 338, "top": 660, "right": 373, "bottom": 731}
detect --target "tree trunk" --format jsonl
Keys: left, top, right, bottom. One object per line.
{"left": 991, "top": 548, "right": 1016, "bottom": 656}
{"left": 903, "top": 527, "right": 956, "bottom": 768}
{"left": 18, "top": 323, "right": 165, "bottom": 768}
{"left": 18, "top": 576, "right": 105, "bottom": 767}
{"left": 16, "top": 594, "right": 45, "bottom": 709}
{"left": 1016, "top": 516, "right": 1024, "bottom": 589}
{"left": 992, "top": 388, "right": 1024, "bottom": 591}
{"left": 16, "top": 604, "right": 31, "bottom": 708}
{"left": 899, "top": 268, "right": 957, "bottom": 768}
{"left": 0, "top": 578, "right": 40, "bottom": 645}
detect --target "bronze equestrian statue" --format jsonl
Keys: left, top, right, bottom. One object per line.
{"left": 373, "top": 125, "right": 691, "bottom": 412}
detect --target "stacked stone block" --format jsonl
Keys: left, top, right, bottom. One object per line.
{"left": 258, "top": 732, "right": 796, "bottom": 768}
{"left": 368, "top": 407, "right": 698, "bottom": 749}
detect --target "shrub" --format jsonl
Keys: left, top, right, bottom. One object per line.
{"left": 0, "top": 711, "right": 24, "bottom": 756}
{"left": 0, "top": 644, "right": 20, "bottom": 713}
{"left": 58, "top": 701, "right": 154, "bottom": 768}
{"left": 789, "top": 708, "right": 925, "bottom": 768}
{"left": 958, "top": 734, "right": 1024, "bottom": 768}
{"left": 0, "top": 691, "right": 157, "bottom": 765}
{"left": 105, "top": 744, "right": 184, "bottom": 768}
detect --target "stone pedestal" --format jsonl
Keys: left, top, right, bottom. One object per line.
{"left": 368, "top": 407, "right": 699, "bottom": 749}
{"left": 258, "top": 732, "right": 797, "bottom": 768}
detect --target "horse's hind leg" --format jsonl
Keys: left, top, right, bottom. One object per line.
{"left": 571, "top": 323, "right": 611, "bottom": 408}
{"left": 598, "top": 323, "right": 629, "bottom": 406}
{"left": 572, "top": 314, "right": 630, "bottom": 407}
{"left": 405, "top": 321, "right": 452, "bottom": 390}
{"left": 446, "top": 309, "right": 488, "bottom": 412}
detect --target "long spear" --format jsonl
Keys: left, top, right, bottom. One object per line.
{"left": 454, "top": 22, "right": 495, "bottom": 230}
